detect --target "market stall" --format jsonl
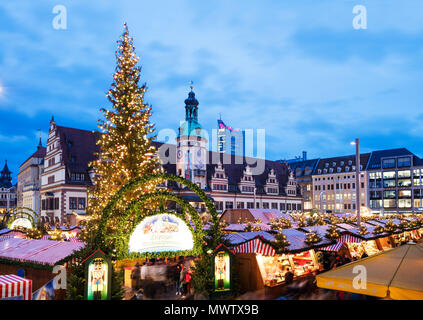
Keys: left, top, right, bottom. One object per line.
{"left": 0, "top": 238, "right": 85, "bottom": 292}
{"left": 316, "top": 243, "right": 423, "bottom": 300}
{"left": 0, "top": 274, "right": 32, "bottom": 300}
{"left": 225, "top": 229, "right": 327, "bottom": 296}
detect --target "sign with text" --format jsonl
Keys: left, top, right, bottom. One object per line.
{"left": 128, "top": 213, "right": 194, "bottom": 253}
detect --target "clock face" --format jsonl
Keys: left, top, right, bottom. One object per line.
{"left": 177, "top": 150, "right": 182, "bottom": 159}
{"left": 196, "top": 149, "right": 202, "bottom": 157}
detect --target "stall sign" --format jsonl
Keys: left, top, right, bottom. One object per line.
{"left": 83, "top": 250, "right": 112, "bottom": 300}
{"left": 128, "top": 213, "right": 194, "bottom": 253}
{"left": 10, "top": 217, "right": 33, "bottom": 230}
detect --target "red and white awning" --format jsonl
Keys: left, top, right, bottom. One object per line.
{"left": 232, "top": 238, "right": 275, "bottom": 256}
{"left": 319, "top": 234, "right": 362, "bottom": 252}
{"left": 0, "top": 274, "right": 32, "bottom": 300}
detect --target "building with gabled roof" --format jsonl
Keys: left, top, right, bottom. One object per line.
{"left": 0, "top": 160, "right": 16, "bottom": 212}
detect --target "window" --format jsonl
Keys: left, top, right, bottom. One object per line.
{"left": 263, "top": 202, "right": 269, "bottom": 209}
{"left": 271, "top": 203, "right": 278, "bottom": 209}
{"left": 236, "top": 202, "right": 245, "bottom": 209}
{"left": 398, "top": 199, "right": 411, "bottom": 208}
{"left": 385, "top": 199, "right": 397, "bottom": 209}
{"left": 41, "top": 199, "right": 46, "bottom": 210}
{"left": 48, "top": 176, "right": 55, "bottom": 184}
{"left": 384, "top": 190, "right": 396, "bottom": 199}
{"left": 225, "top": 202, "right": 233, "bottom": 209}
{"left": 69, "top": 197, "right": 77, "bottom": 209}
{"left": 383, "top": 171, "right": 396, "bottom": 179}
{"left": 370, "top": 200, "right": 382, "bottom": 209}
{"left": 78, "top": 198, "right": 86, "bottom": 210}
{"left": 247, "top": 202, "right": 254, "bottom": 209}
{"left": 398, "top": 170, "right": 411, "bottom": 178}
{"left": 398, "top": 190, "right": 411, "bottom": 198}
{"left": 54, "top": 198, "right": 59, "bottom": 210}
{"left": 280, "top": 203, "right": 285, "bottom": 211}
{"left": 382, "top": 159, "right": 396, "bottom": 169}
{"left": 383, "top": 180, "right": 396, "bottom": 188}
{"left": 398, "top": 157, "right": 411, "bottom": 168}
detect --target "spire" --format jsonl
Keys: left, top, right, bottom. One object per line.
{"left": 185, "top": 81, "right": 199, "bottom": 122}
{"left": 37, "top": 129, "right": 42, "bottom": 149}
{"left": 1, "top": 160, "right": 11, "bottom": 183}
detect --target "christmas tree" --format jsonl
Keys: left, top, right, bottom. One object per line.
{"left": 83, "top": 24, "right": 161, "bottom": 248}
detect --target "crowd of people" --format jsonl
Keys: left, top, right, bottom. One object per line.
{"left": 129, "top": 258, "right": 195, "bottom": 300}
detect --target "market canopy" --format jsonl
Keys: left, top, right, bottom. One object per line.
{"left": 0, "top": 274, "right": 32, "bottom": 300}
{"left": 316, "top": 243, "right": 423, "bottom": 300}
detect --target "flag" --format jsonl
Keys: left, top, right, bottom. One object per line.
{"left": 218, "top": 119, "right": 240, "bottom": 132}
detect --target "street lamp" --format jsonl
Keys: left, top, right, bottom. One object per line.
{"left": 350, "top": 138, "right": 361, "bottom": 227}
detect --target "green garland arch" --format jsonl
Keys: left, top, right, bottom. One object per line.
{"left": 108, "top": 191, "right": 204, "bottom": 259}
{"left": 95, "top": 173, "right": 221, "bottom": 256}
{"left": 6, "top": 207, "right": 41, "bottom": 229}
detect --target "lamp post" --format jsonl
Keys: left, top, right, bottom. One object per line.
{"left": 351, "top": 138, "right": 361, "bottom": 227}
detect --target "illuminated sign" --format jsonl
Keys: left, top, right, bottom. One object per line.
{"left": 128, "top": 213, "right": 194, "bottom": 254}
{"left": 10, "top": 218, "right": 33, "bottom": 230}
{"left": 83, "top": 250, "right": 111, "bottom": 300}
{"left": 214, "top": 250, "right": 231, "bottom": 292}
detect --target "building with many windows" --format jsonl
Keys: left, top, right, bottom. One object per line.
{"left": 311, "top": 154, "right": 370, "bottom": 214}
{"left": 217, "top": 119, "right": 245, "bottom": 156}
{"left": 366, "top": 148, "right": 423, "bottom": 214}
{"left": 39, "top": 117, "right": 99, "bottom": 224}
{"left": 17, "top": 140, "right": 46, "bottom": 214}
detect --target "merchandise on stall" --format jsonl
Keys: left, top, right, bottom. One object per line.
{"left": 362, "top": 240, "right": 380, "bottom": 256}
{"left": 256, "top": 254, "right": 291, "bottom": 286}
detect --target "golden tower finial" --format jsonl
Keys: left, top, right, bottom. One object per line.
{"left": 189, "top": 80, "right": 194, "bottom": 91}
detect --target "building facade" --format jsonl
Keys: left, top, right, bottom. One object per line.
{"left": 39, "top": 117, "right": 99, "bottom": 224}
{"left": 34, "top": 88, "right": 302, "bottom": 224}
{"left": 0, "top": 161, "right": 16, "bottom": 213}
{"left": 366, "top": 148, "right": 423, "bottom": 214}
{"left": 17, "top": 140, "right": 46, "bottom": 214}
{"left": 311, "top": 154, "right": 370, "bottom": 214}
{"left": 217, "top": 119, "right": 245, "bottom": 156}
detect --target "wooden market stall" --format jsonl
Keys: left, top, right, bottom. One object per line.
{"left": 0, "top": 238, "right": 85, "bottom": 292}
{"left": 225, "top": 229, "right": 331, "bottom": 298}
{"left": 0, "top": 274, "right": 32, "bottom": 300}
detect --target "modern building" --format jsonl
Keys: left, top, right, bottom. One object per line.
{"left": 217, "top": 119, "right": 245, "bottom": 157}
{"left": 0, "top": 161, "right": 16, "bottom": 213}
{"left": 39, "top": 117, "right": 99, "bottom": 224}
{"left": 17, "top": 139, "right": 46, "bottom": 214}
{"left": 366, "top": 148, "right": 423, "bottom": 215}
{"left": 311, "top": 154, "right": 371, "bottom": 214}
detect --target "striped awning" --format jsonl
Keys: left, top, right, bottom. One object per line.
{"left": 232, "top": 238, "right": 275, "bottom": 256}
{"left": 319, "top": 234, "right": 362, "bottom": 252}
{"left": 0, "top": 274, "right": 32, "bottom": 300}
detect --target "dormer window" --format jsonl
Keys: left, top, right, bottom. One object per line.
{"left": 348, "top": 160, "right": 352, "bottom": 166}
{"left": 346, "top": 167, "right": 350, "bottom": 172}
{"left": 325, "top": 163, "right": 329, "bottom": 168}
{"left": 329, "top": 168, "right": 334, "bottom": 173}
{"left": 332, "top": 162, "right": 336, "bottom": 167}
{"left": 340, "top": 161, "right": 344, "bottom": 166}
{"left": 337, "top": 167, "right": 341, "bottom": 173}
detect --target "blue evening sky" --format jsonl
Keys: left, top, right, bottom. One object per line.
{"left": 1, "top": 1, "right": 423, "bottom": 182}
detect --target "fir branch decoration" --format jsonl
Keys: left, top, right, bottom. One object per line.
{"left": 359, "top": 226, "right": 369, "bottom": 235}
{"left": 325, "top": 225, "right": 340, "bottom": 240}
{"left": 305, "top": 231, "right": 322, "bottom": 245}
{"left": 384, "top": 220, "right": 397, "bottom": 233}
{"left": 373, "top": 225, "right": 384, "bottom": 235}
{"left": 273, "top": 233, "right": 290, "bottom": 252}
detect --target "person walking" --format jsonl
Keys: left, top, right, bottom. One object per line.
{"left": 174, "top": 262, "right": 183, "bottom": 295}
{"left": 130, "top": 262, "right": 141, "bottom": 291}
{"left": 284, "top": 268, "right": 294, "bottom": 285}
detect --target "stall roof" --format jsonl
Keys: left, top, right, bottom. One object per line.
{"left": 0, "top": 238, "right": 85, "bottom": 266}
{"left": 223, "top": 231, "right": 275, "bottom": 246}
{"left": 299, "top": 225, "right": 332, "bottom": 239}
{"left": 336, "top": 223, "right": 390, "bottom": 239}
{"left": 224, "top": 223, "right": 272, "bottom": 232}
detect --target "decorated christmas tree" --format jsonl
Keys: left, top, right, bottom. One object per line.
{"left": 83, "top": 24, "right": 162, "bottom": 248}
